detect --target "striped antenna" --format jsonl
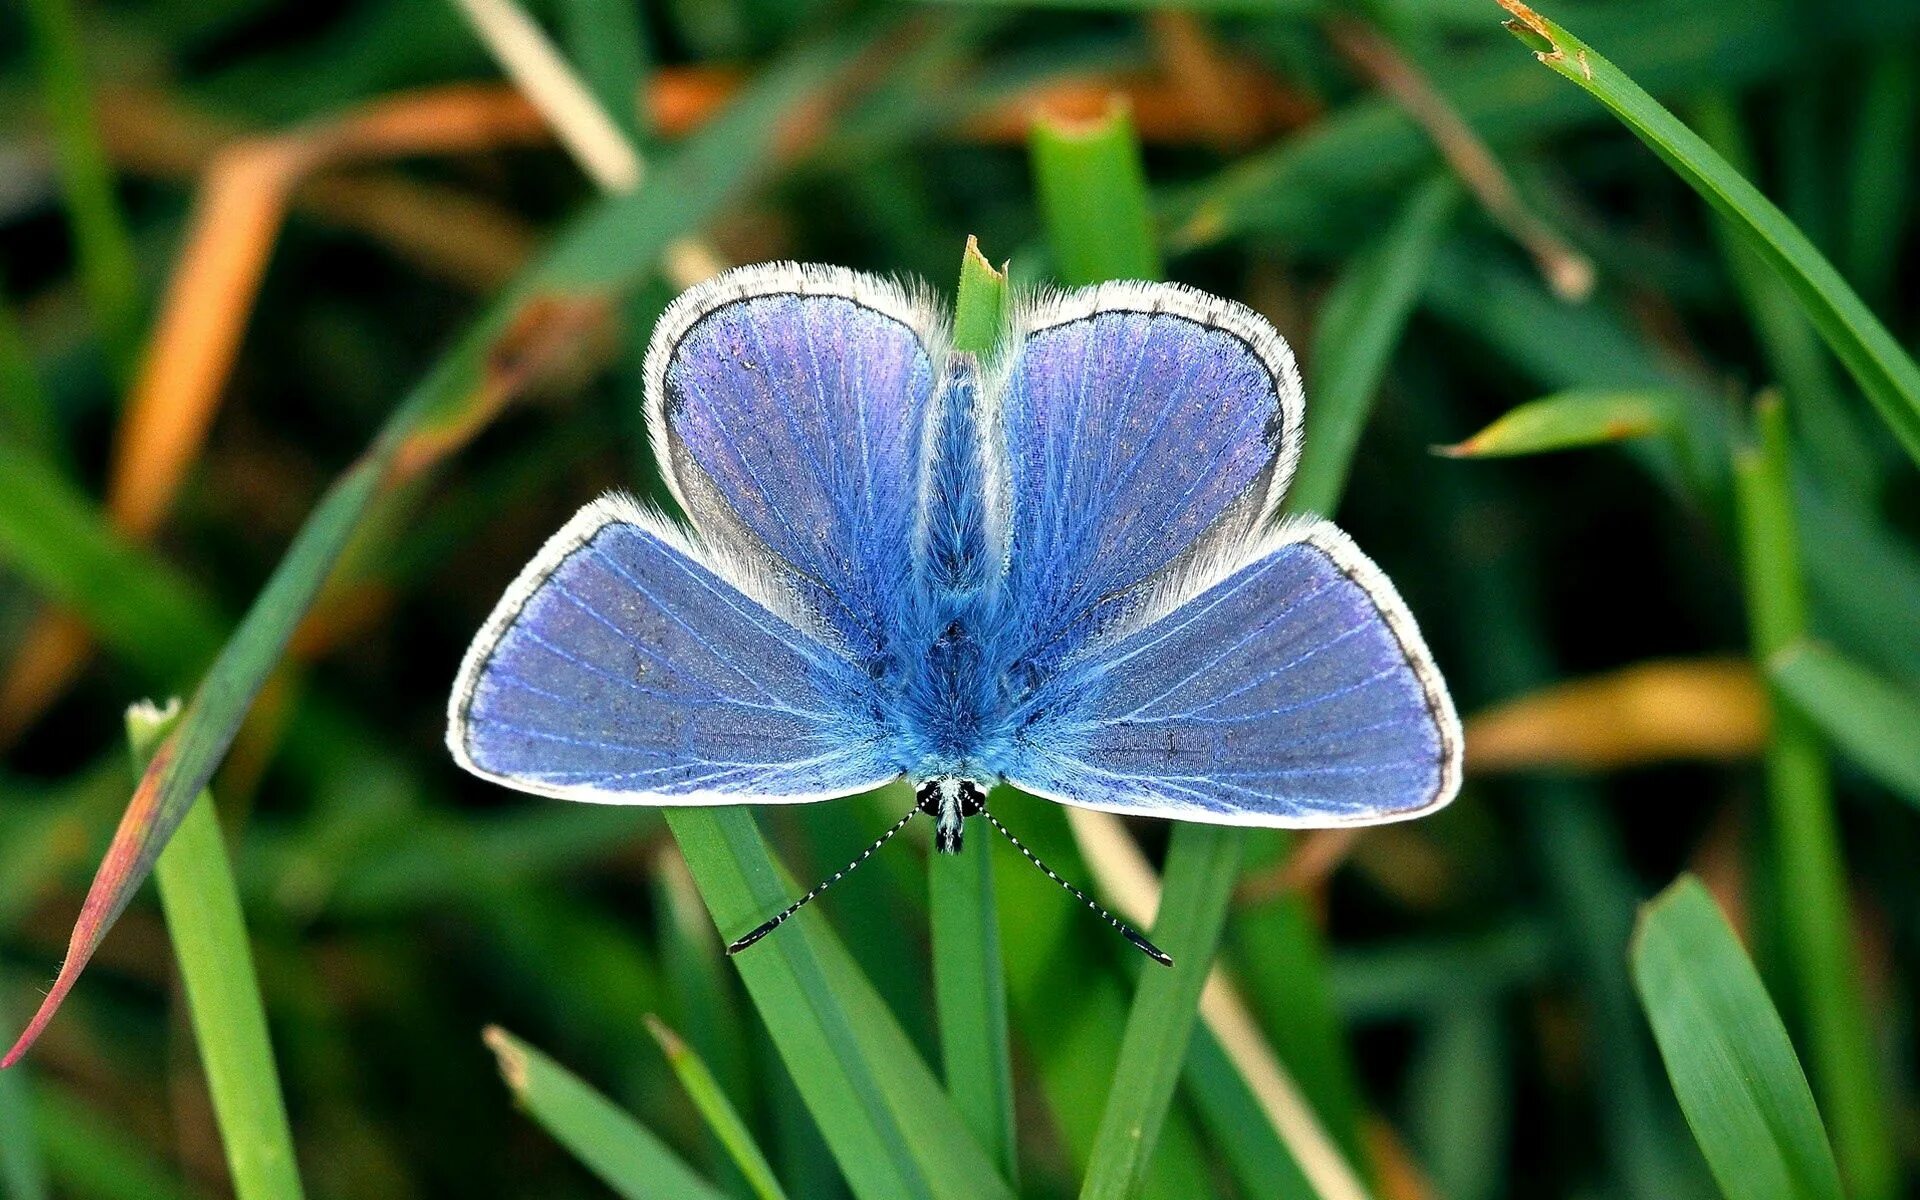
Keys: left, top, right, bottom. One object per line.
{"left": 726, "top": 804, "right": 919, "bottom": 955}
{"left": 983, "top": 811, "right": 1173, "bottom": 967}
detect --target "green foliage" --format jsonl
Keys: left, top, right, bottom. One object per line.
{"left": 486, "top": 1026, "right": 728, "bottom": 1200}
{"left": 1438, "top": 389, "right": 1681, "bottom": 460}
{"left": 1632, "top": 877, "right": 1843, "bottom": 1200}
{"left": 2, "top": 1, "right": 1917, "bottom": 1197}
{"left": 136, "top": 702, "right": 304, "bottom": 1200}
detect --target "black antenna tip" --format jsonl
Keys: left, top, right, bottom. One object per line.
{"left": 726, "top": 920, "right": 780, "bottom": 956}
{"left": 1125, "top": 927, "right": 1175, "bottom": 967}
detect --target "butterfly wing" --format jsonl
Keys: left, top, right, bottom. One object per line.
{"left": 447, "top": 497, "right": 895, "bottom": 804}
{"left": 1003, "top": 521, "right": 1461, "bottom": 826}
{"left": 646, "top": 263, "right": 943, "bottom": 658}
{"left": 992, "top": 282, "right": 1303, "bottom": 664}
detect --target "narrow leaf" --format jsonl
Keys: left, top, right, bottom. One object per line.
{"left": 1631, "top": 876, "right": 1843, "bottom": 1200}
{"left": 1770, "top": 641, "right": 1920, "bottom": 807}
{"left": 1495, "top": 0, "right": 1920, "bottom": 468}
{"left": 1733, "top": 396, "right": 1897, "bottom": 1200}
{"left": 1, "top": 31, "right": 874, "bottom": 1067}
{"left": 1080, "top": 825, "right": 1243, "bottom": 1200}
{"left": 667, "top": 807, "right": 1014, "bottom": 1200}
{"left": 134, "top": 701, "right": 304, "bottom": 1200}
{"left": 485, "top": 1026, "right": 727, "bottom": 1200}
{"left": 646, "top": 1015, "right": 789, "bottom": 1200}
{"left": 1438, "top": 389, "right": 1680, "bottom": 459}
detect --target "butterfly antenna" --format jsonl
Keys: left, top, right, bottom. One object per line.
{"left": 726, "top": 805, "right": 919, "bottom": 955}
{"left": 983, "top": 811, "right": 1174, "bottom": 967}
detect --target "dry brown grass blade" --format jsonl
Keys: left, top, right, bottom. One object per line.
{"left": 1466, "top": 657, "right": 1767, "bottom": 771}
{"left": 1327, "top": 16, "right": 1594, "bottom": 301}
{"left": 0, "top": 83, "right": 622, "bottom": 737}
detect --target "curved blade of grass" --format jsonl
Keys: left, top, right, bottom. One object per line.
{"left": 130, "top": 701, "right": 303, "bottom": 1200}
{"left": 1770, "top": 641, "right": 1920, "bottom": 808}
{"left": 1631, "top": 876, "right": 1843, "bottom": 1200}
{"left": 1170, "top": 1, "right": 1909, "bottom": 253}
{"left": 1733, "top": 395, "right": 1896, "bottom": 1200}
{"left": 1495, "top": 1, "right": 1920, "bottom": 469}
{"left": 1080, "top": 826, "right": 1243, "bottom": 1200}
{"left": 1290, "top": 175, "right": 1459, "bottom": 514}
{"left": 667, "top": 807, "right": 1014, "bottom": 1200}
{"left": 931, "top": 237, "right": 1018, "bottom": 1185}
{"left": 0, "top": 30, "right": 875, "bottom": 1069}
{"left": 484, "top": 1026, "right": 727, "bottom": 1200}
{"left": 1437, "top": 389, "right": 1680, "bottom": 459}
{"left": 646, "top": 1016, "right": 789, "bottom": 1200}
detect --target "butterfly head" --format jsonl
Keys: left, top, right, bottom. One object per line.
{"left": 915, "top": 776, "right": 986, "bottom": 855}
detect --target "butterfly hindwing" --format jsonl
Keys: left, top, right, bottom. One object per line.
{"left": 447, "top": 497, "right": 894, "bottom": 804}
{"left": 991, "top": 282, "right": 1304, "bottom": 663}
{"left": 1004, "top": 521, "right": 1461, "bottom": 826}
{"left": 646, "top": 263, "right": 944, "bottom": 658}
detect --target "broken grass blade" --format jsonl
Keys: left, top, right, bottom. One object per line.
{"left": 646, "top": 1015, "right": 789, "bottom": 1200}
{"left": 486, "top": 1026, "right": 727, "bottom": 1200}
{"left": 1494, "top": 0, "right": 1920, "bottom": 469}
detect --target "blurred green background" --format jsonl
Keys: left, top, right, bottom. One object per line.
{"left": 2, "top": 0, "right": 1918, "bottom": 1197}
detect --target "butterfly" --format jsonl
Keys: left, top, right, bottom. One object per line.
{"left": 447, "top": 263, "right": 1461, "bottom": 964}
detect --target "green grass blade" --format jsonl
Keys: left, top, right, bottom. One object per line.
{"left": 932, "top": 236, "right": 1018, "bottom": 1185}
{"left": 1770, "top": 641, "right": 1920, "bottom": 808}
{"left": 1436, "top": 389, "right": 1681, "bottom": 460}
{"left": 952, "top": 236, "right": 1010, "bottom": 354}
{"left": 23, "top": 0, "right": 142, "bottom": 379}
{"left": 667, "top": 807, "right": 1014, "bottom": 1200}
{"left": 485, "top": 1027, "right": 728, "bottom": 1200}
{"left": 646, "top": 1016, "right": 790, "bottom": 1200}
{"left": 130, "top": 701, "right": 303, "bottom": 1200}
{"left": 1631, "top": 876, "right": 1844, "bottom": 1200}
{"left": 1732, "top": 395, "right": 1897, "bottom": 1200}
{"left": 0, "top": 31, "right": 874, "bottom": 1069}
{"left": 1079, "top": 826, "right": 1243, "bottom": 1200}
{"left": 1029, "top": 104, "right": 1162, "bottom": 285}
{"left": 1496, "top": 2, "right": 1920, "bottom": 469}
{"left": 1180, "top": 1024, "right": 1316, "bottom": 1200}
{"left": 1290, "top": 176, "right": 1459, "bottom": 515}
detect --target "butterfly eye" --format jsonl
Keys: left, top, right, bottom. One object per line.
{"left": 958, "top": 781, "right": 986, "bottom": 817}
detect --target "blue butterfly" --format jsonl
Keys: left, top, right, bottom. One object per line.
{"left": 447, "top": 263, "right": 1461, "bottom": 962}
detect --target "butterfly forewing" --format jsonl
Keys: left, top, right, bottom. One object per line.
{"left": 1004, "top": 521, "right": 1461, "bottom": 825}
{"left": 991, "top": 283, "right": 1304, "bottom": 665}
{"left": 447, "top": 498, "right": 894, "bottom": 804}
{"left": 646, "top": 264, "right": 944, "bottom": 657}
